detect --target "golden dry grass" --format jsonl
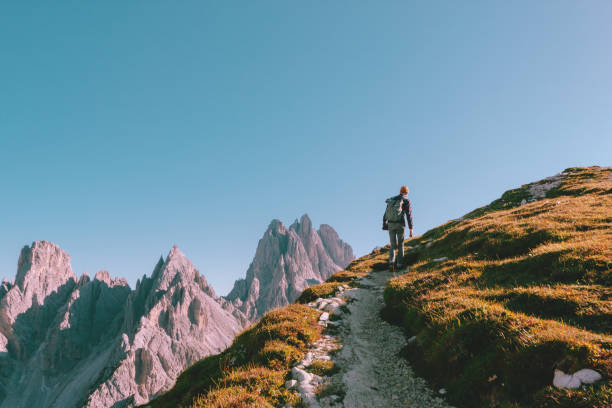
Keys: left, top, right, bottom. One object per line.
{"left": 384, "top": 166, "right": 612, "bottom": 407}
{"left": 143, "top": 304, "right": 322, "bottom": 408}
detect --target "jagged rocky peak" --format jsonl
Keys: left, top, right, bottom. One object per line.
{"left": 267, "top": 219, "right": 289, "bottom": 237}
{"left": 94, "top": 270, "right": 111, "bottom": 283}
{"left": 1, "top": 241, "right": 77, "bottom": 332}
{"left": 288, "top": 214, "right": 315, "bottom": 241}
{"left": 291, "top": 213, "right": 348, "bottom": 280}
{"left": 227, "top": 214, "right": 354, "bottom": 321}
{"left": 82, "top": 246, "right": 244, "bottom": 408}
{"left": 298, "top": 212, "right": 313, "bottom": 229}
{"left": 0, "top": 241, "right": 79, "bottom": 363}
{"left": 151, "top": 245, "right": 203, "bottom": 293}
{"left": 78, "top": 271, "right": 91, "bottom": 286}
{"left": 15, "top": 240, "right": 76, "bottom": 295}
{"left": 93, "top": 269, "right": 129, "bottom": 288}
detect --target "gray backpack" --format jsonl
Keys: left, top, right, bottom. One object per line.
{"left": 384, "top": 196, "right": 404, "bottom": 223}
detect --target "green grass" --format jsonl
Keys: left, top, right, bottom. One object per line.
{"left": 308, "top": 360, "right": 338, "bottom": 376}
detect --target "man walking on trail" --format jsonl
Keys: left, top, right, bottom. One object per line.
{"left": 383, "top": 186, "right": 413, "bottom": 271}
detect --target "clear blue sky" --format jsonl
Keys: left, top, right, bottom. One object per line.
{"left": 1, "top": 1, "right": 611, "bottom": 295}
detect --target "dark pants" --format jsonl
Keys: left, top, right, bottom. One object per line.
{"left": 388, "top": 223, "right": 405, "bottom": 265}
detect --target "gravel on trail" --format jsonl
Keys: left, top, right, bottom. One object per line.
{"left": 293, "top": 271, "right": 453, "bottom": 408}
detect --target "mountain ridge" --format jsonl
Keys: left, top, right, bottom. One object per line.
{"left": 0, "top": 242, "right": 246, "bottom": 408}
{"left": 0, "top": 216, "right": 353, "bottom": 408}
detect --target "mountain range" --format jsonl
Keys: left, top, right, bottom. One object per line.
{"left": 0, "top": 214, "right": 353, "bottom": 408}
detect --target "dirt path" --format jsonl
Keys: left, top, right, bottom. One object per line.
{"left": 295, "top": 271, "right": 452, "bottom": 408}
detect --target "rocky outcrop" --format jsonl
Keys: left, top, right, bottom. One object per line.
{"left": 226, "top": 214, "right": 354, "bottom": 321}
{"left": 0, "top": 242, "right": 246, "bottom": 408}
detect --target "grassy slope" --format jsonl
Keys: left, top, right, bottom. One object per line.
{"left": 384, "top": 166, "right": 611, "bottom": 407}
{"left": 145, "top": 166, "right": 610, "bottom": 408}
{"left": 141, "top": 304, "right": 320, "bottom": 408}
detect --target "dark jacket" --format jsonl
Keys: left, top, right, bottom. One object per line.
{"left": 383, "top": 195, "right": 413, "bottom": 230}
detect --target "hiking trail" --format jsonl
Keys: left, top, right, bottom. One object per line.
{"left": 289, "top": 271, "right": 453, "bottom": 408}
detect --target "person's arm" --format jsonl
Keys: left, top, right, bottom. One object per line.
{"left": 405, "top": 198, "right": 414, "bottom": 236}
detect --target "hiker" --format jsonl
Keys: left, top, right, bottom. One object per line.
{"left": 382, "top": 186, "right": 413, "bottom": 271}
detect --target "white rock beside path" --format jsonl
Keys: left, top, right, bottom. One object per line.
{"left": 291, "top": 290, "right": 346, "bottom": 407}
{"left": 291, "top": 364, "right": 323, "bottom": 407}
{"left": 553, "top": 368, "right": 602, "bottom": 389}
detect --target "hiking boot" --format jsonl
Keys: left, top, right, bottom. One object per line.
{"left": 389, "top": 263, "right": 395, "bottom": 272}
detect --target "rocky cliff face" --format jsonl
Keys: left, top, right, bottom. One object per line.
{"left": 226, "top": 214, "right": 354, "bottom": 321}
{"left": 318, "top": 224, "right": 354, "bottom": 269}
{"left": 0, "top": 242, "right": 246, "bottom": 408}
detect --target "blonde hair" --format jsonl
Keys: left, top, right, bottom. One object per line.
{"left": 400, "top": 186, "right": 409, "bottom": 195}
